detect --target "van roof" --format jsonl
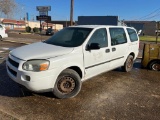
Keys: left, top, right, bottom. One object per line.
{"left": 70, "top": 25, "right": 131, "bottom": 29}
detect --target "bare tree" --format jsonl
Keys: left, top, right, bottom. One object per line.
{"left": 0, "top": 0, "right": 17, "bottom": 18}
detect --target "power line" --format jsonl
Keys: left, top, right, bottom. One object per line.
{"left": 139, "top": 8, "right": 160, "bottom": 20}
{"left": 142, "top": 13, "right": 160, "bottom": 20}
{"left": 134, "top": 7, "right": 160, "bottom": 20}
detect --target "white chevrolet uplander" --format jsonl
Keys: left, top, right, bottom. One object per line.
{"left": 6, "top": 25, "right": 139, "bottom": 98}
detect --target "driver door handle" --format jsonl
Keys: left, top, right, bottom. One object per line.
{"left": 112, "top": 47, "right": 116, "bottom": 52}
{"left": 105, "top": 49, "right": 110, "bottom": 53}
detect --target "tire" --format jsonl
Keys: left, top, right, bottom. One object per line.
{"left": 53, "top": 69, "right": 82, "bottom": 99}
{"left": 0, "top": 36, "right": 2, "bottom": 41}
{"left": 149, "top": 61, "right": 160, "bottom": 71}
{"left": 122, "top": 55, "right": 134, "bottom": 72}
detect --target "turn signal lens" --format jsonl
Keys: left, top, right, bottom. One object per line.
{"left": 40, "top": 63, "right": 49, "bottom": 71}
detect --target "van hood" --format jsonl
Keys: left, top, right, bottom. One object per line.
{"left": 10, "top": 42, "right": 74, "bottom": 60}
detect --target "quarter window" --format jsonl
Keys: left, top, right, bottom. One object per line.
{"left": 127, "top": 28, "right": 138, "bottom": 42}
{"left": 88, "top": 28, "right": 108, "bottom": 48}
{"left": 109, "top": 28, "right": 127, "bottom": 46}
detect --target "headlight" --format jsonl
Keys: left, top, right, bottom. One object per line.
{"left": 23, "top": 60, "right": 50, "bottom": 72}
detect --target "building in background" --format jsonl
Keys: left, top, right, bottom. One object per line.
{"left": 1, "top": 18, "right": 41, "bottom": 30}
{"left": 124, "top": 21, "right": 157, "bottom": 36}
{"left": 49, "top": 21, "right": 71, "bottom": 28}
{"left": 0, "top": 18, "right": 63, "bottom": 31}
{"left": 0, "top": 17, "right": 158, "bottom": 35}
{"left": 78, "top": 16, "right": 119, "bottom": 25}
{"left": 42, "top": 22, "right": 63, "bottom": 30}
{"left": 26, "top": 21, "right": 40, "bottom": 29}
{"left": 1, "top": 18, "right": 26, "bottom": 30}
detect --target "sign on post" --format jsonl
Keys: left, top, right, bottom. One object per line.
{"left": 36, "top": 16, "right": 51, "bottom": 21}
{"left": 36, "top": 6, "right": 51, "bottom": 31}
{"left": 39, "top": 11, "right": 48, "bottom": 16}
{"left": 36, "top": 6, "right": 51, "bottom": 12}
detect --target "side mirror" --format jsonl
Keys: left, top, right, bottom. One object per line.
{"left": 138, "top": 30, "right": 142, "bottom": 35}
{"left": 86, "top": 43, "right": 100, "bottom": 50}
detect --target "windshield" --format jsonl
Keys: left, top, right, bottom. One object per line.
{"left": 44, "top": 27, "right": 93, "bottom": 47}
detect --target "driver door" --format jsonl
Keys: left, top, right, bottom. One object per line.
{"left": 83, "top": 28, "right": 111, "bottom": 79}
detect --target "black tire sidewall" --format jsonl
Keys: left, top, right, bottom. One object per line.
{"left": 123, "top": 55, "right": 134, "bottom": 72}
{"left": 149, "top": 61, "right": 160, "bottom": 71}
{"left": 0, "top": 36, "right": 2, "bottom": 41}
{"left": 53, "top": 69, "right": 81, "bottom": 99}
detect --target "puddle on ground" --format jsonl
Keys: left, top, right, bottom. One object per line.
{"left": 1, "top": 47, "right": 16, "bottom": 51}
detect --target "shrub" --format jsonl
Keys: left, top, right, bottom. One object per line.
{"left": 33, "top": 27, "right": 39, "bottom": 33}
{"left": 25, "top": 26, "right": 31, "bottom": 33}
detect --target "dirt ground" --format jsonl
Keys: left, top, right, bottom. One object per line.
{"left": 0, "top": 32, "right": 160, "bottom": 120}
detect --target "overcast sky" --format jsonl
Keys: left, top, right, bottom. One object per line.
{"left": 15, "top": 0, "right": 160, "bottom": 21}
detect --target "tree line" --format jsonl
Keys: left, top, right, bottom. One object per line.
{"left": 0, "top": 0, "right": 17, "bottom": 18}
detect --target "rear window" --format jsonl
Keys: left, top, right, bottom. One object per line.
{"left": 127, "top": 28, "right": 138, "bottom": 42}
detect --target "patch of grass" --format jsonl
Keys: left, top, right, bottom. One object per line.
{"left": 139, "top": 35, "right": 160, "bottom": 42}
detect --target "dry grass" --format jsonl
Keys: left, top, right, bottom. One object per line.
{"left": 139, "top": 35, "right": 160, "bottom": 42}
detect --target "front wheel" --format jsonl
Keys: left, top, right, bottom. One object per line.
{"left": 122, "top": 55, "right": 134, "bottom": 72}
{"left": 53, "top": 69, "right": 82, "bottom": 99}
{"left": 0, "top": 36, "right": 2, "bottom": 41}
{"left": 149, "top": 61, "right": 160, "bottom": 71}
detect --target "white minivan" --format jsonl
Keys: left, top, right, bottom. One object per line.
{"left": 0, "top": 24, "right": 8, "bottom": 40}
{"left": 6, "top": 25, "right": 139, "bottom": 98}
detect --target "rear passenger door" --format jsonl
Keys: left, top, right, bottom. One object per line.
{"left": 109, "top": 27, "right": 128, "bottom": 69}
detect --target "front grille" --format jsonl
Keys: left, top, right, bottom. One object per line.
{"left": 8, "top": 57, "right": 19, "bottom": 68}
{"left": 8, "top": 67, "right": 17, "bottom": 77}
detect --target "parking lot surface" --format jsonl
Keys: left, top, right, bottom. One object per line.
{"left": 0, "top": 34, "right": 160, "bottom": 120}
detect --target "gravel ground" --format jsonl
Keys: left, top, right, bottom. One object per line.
{"left": 0, "top": 32, "right": 160, "bottom": 120}
{"left": 8, "top": 32, "right": 51, "bottom": 40}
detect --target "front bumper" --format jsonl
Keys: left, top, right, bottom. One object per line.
{"left": 6, "top": 55, "right": 59, "bottom": 92}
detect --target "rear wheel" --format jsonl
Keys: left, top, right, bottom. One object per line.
{"left": 53, "top": 69, "right": 82, "bottom": 99}
{"left": 122, "top": 55, "right": 134, "bottom": 72}
{"left": 149, "top": 61, "right": 160, "bottom": 71}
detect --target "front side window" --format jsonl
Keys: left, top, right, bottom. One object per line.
{"left": 127, "top": 28, "right": 138, "bottom": 42}
{"left": 87, "top": 28, "right": 108, "bottom": 48}
{"left": 44, "top": 27, "right": 93, "bottom": 47}
{"left": 109, "top": 28, "right": 127, "bottom": 46}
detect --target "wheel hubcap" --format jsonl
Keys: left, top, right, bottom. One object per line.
{"left": 57, "top": 76, "right": 75, "bottom": 94}
{"left": 127, "top": 58, "right": 133, "bottom": 68}
{"left": 152, "top": 63, "right": 160, "bottom": 71}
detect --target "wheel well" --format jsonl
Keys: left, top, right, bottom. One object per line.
{"left": 68, "top": 66, "right": 82, "bottom": 78}
{"left": 129, "top": 52, "right": 135, "bottom": 59}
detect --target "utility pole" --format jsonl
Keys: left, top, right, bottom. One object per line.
{"left": 156, "top": 21, "right": 160, "bottom": 44}
{"left": 70, "top": 0, "right": 74, "bottom": 26}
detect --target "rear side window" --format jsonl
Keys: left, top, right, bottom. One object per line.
{"left": 127, "top": 28, "right": 138, "bottom": 42}
{"left": 109, "top": 28, "right": 127, "bottom": 46}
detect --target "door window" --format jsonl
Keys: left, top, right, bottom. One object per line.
{"left": 109, "top": 28, "right": 127, "bottom": 46}
{"left": 87, "top": 28, "right": 108, "bottom": 48}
